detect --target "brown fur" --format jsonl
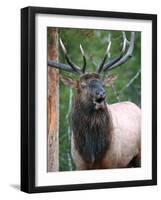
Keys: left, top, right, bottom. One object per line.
{"left": 71, "top": 94, "right": 112, "bottom": 166}
{"left": 71, "top": 101, "right": 141, "bottom": 170}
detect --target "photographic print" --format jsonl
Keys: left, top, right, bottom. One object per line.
{"left": 21, "top": 7, "right": 157, "bottom": 193}
{"left": 47, "top": 28, "right": 141, "bottom": 172}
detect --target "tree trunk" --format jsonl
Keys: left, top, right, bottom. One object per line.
{"left": 47, "top": 28, "right": 59, "bottom": 172}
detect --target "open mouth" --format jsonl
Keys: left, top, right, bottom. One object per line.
{"left": 95, "top": 97, "right": 105, "bottom": 103}
{"left": 93, "top": 97, "right": 105, "bottom": 110}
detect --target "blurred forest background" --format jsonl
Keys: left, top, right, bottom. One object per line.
{"left": 48, "top": 28, "right": 141, "bottom": 171}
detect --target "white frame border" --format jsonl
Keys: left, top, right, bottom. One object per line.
{"left": 35, "top": 14, "right": 152, "bottom": 187}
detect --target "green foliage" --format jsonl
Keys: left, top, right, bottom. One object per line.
{"left": 57, "top": 28, "right": 141, "bottom": 171}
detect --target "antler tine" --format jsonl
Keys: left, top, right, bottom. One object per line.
{"left": 103, "top": 31, "right": 127, "bottom": 72}
{"left": 103, "top": 32, "right": 135, "bottom": 72}
{"left": 59, "top": 38, "right": 82, "bottom": 74}
{"left": 121, "top": 31, "right": 127, "bottom": 54}
{"left": 96, "top": 33, "right": 112, "bottom": 74}
{"left": 80, "top": 44, "right": 86, "bottom": 73}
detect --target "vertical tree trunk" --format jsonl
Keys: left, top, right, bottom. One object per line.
{"left": 47, "top": 28, "right": 59, "bottom": 172}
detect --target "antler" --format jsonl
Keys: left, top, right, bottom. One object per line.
{"left": 48, "top": 38, "right": 86, "bottom": 74}
{"left": 80, "top": 44, "right": 87, "bottom": 73}
{"left": 96, "top": 33, "right": 112, "bottom": 73}
{"left": 97, "top": 32, "right": 135, "bottom": 73}
{"left": 48, "top": 32, "right": 135, "bottom": 75}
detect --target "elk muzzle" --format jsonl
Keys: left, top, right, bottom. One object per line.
{"left": 93, "top": 87, "right": 106, "bottom": 110}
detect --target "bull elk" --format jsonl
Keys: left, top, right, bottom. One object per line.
{"left": 48, "top": 31, "right": 141, "bottom": 170}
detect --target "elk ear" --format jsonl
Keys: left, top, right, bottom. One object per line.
{"left": 103, "top": 75, "right": 117, "bottom": 87}
{"left": 60, "top": 75, "right": 79, "bottom": 88}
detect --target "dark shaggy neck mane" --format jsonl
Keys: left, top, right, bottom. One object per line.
{"left": 71, "top": 95, "right": 112, "bottom": 165}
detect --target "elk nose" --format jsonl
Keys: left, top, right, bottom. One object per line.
{"left": 96, "top": 90, "right": 105, "bottom": 98}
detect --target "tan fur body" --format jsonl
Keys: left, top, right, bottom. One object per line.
{"left": 71, "top": 101, "right": 141, "bottom": 170}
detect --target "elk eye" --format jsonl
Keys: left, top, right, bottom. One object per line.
{"left": 81, "top": 82, "right": 87, "bottom": 88}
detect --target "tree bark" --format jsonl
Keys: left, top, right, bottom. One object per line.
{"left": 47, "top": 28, "right": 59, "bottom": 172}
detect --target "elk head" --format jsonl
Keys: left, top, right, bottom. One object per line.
{"left": 48, "top": 32, "right": 135, "bottom": 110}
{"left": 60, "top": 73, "right": 118, "bottom": 110}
